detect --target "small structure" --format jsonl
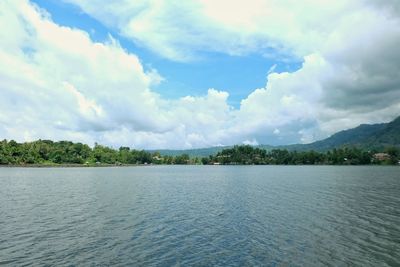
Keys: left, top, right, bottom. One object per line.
{"left": 373, "top": 153, "right": 390, "bottom": 161}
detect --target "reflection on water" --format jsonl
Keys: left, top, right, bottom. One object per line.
{"left": 0, "top": 166, "right": 399, "bottom": 266}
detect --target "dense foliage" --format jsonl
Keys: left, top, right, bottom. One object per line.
{"left": 0, "top": 140, "right": 398, "bottom": 166}
{"left": 0, "top": 140, "right": 199, "bottom": 165}
{"left": 146, "top": 116, "right": 400, "bottom": 158}
{"left": 205, "top": 145, "right": 400, "bottom": 165}
{"left": 285, "top": 116, "right": 400, "bottom": 152}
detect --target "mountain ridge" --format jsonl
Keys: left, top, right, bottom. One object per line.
{"left": 153, "top": 116, "right": 400, "bottom": 157}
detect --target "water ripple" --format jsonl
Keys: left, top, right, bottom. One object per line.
{"left": 0, "top": 166, "right": 399, "bottom": 266}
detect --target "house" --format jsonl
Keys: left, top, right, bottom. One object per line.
{"left": 373, "top": 153, "right": 390, "bottom": 161}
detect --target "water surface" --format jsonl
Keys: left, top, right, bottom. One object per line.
{"left": 0, "top": 166, "right": 399, "bottom": 266}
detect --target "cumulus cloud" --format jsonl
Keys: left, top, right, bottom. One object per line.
{"left": 1, "top": 0, "right": 400, "bottom": 149}
{"left": 63, "top": 0, "right": 358, "bottom": 62}
{"left": 0, "top": 0, "right": 243, "bottom": 149}
{"left": 0, "top": 0, "right": 213, "bottom": 148}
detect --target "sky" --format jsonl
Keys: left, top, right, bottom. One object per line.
{"left": 1, "top": 0, "right": 400, "bottom": 149}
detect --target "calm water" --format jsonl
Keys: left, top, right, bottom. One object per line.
{"left": 0, "top": 166, "right": 399, "bottom": 266}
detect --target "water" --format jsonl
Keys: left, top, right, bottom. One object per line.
{"left": 0, "top": 166, "right": 399, "bottom": 266}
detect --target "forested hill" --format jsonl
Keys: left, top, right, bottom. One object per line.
{"left": 283, "top": 124, "right": 386, "bottom": 151}
{"left": 156, "top": 116, "right": 400, "bottom": 156}
{"left": 288, "top": 115, "right": 400, "bottom": 151}
{"left": 0, "top": 116, "right": 398, "bottom": 164}
{"left": 368, "top": 116, "right": 400, "bottom": 145}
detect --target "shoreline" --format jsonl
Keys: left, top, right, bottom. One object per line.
{"left": 0, "top": 164, "right": 144, "bottom": 168}
{"left": 0, "top": 163, "right": 396, "bottom": 168}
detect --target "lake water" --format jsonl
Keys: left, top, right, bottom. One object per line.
{"left": 0, "top": 166, "right": 399, "bottom": 266}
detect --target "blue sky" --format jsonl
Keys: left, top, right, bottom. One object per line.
{"left": 1, "top": 0, "right": 399, "bottom": 149}
{"left": 31, "top": 0, "right": 302, "bottom": 107}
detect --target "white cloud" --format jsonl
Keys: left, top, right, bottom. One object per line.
{"left": 1, "top": 0, "right": 400, "bottom": 149}
{"left": 63, "top": 0, "right": 358, "bottom": 61}
{"left": 0, "top": 0, "right": 237, "bottom": 149}
{"left": 243, "top": 139, "right": 258, "bottom": 146}
{"left": 0, "top": 0, "right": 166, "bottom": 147}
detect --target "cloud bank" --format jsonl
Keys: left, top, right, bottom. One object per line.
{"left": 1, "top": 0, "right": 400, "bottom": 149}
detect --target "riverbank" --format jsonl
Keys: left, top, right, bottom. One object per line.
{"left": 2, "top": 140, "right": 399, "bottom": 166}
{"left": 0, "top": 163, "right": 146, "bottom": 168}
{"left": 0, "top": 163, "right": 398, "bottom": 167}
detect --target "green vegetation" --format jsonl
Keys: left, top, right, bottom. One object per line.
{"left": 149, "top": 146, "right": 230, "bottom": 158}
{"left": 283, "top": 116, "right": 400, "bottom": 152}
{"left": 205, "top": 145, "right": 400, "bottom": 165}
{"left": 153, "top": 116, "right": 400, "bottom": 157}
{"left": 2, "top": 115, "right": 400, "bottom": 166}
{"left": 0, "top": 140, "right": 200, "bottom": 166}
{"left": 0, "top": 140, "right": 398, "bottom": 166}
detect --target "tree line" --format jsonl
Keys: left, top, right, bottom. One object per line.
{"left": 0, "top": 140, "right": 399, "bottom": 166}
{"left": 204, "top": 145, "right": 400, "bottom": 165}
{"left": 0, "top": 140, "right": 197, "bottom": 165}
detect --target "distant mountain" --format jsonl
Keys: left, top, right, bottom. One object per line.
{"left": 290, "top": 115, "right": 400, "bottom": 151}
{"left": 150, "top": 146, "right": 230, "bottom": 157}
{"left": 154, "top": 144, "right": 277, "bottom": 158}
{"left": 152, "top": 116, "right": 400, "bottom": 156}
{"left": 365, "top": 116, "right": 400, "bottom": 146}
